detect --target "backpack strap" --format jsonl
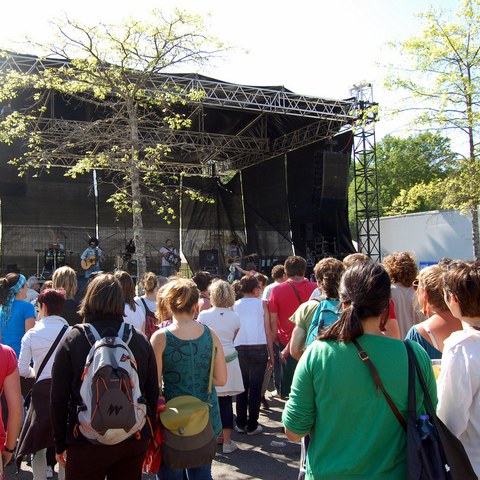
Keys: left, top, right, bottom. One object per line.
{"left": 121, "top": 322, "right": 133, "bottom": 344}
{"left": 80, "top": 323, "right": 132, "bottom": 345}
{"left": 81, "top": 323, "right": 100, "bottom": 346}
{"left": 140, "top": 298, "right": 153, "bottom": 317}
{"left": 310, "top": 299, "right": 326, "bottom": 330}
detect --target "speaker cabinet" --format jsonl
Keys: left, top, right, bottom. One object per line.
{"left": 321, "top": 151, "right": 350, "bottom": 200}
{"left": 199, "top": 249, "right": 219, "bottom": 270}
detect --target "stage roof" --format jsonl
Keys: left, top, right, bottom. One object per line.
{"left": 0, "top": 52, "right": 357, "bottom": 175}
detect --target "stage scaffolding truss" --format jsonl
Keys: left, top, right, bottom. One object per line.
{"left": 1, "top": 53, "right": 381, "bottom": 259}
{"left": 351, "top": 83, "right": 381, "bottom": 262}
{"left": 1, "top": 52, "right": 357, "bottom": 175}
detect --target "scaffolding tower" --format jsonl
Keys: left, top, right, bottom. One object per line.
{"left": 351, "top": 83, "right": 381, "bottom": 262}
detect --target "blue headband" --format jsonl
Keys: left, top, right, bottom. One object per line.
{"left": 0, "top": 274, "right": 26, "bottom": 327}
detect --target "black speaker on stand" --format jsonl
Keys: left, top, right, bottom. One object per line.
{"left": 199, "top": 249, "right": 219, "bottom": 274}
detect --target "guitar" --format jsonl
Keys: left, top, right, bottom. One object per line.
{"left": 226, "top": 253, "right": 258, "bottom": 283}
{"left": 81, "top": 256, "right": 97, "bottom": 270}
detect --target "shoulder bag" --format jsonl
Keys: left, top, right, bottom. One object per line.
{"left": 159, "top": 328, "right": 217, "bottom": 469}
{"left": 404, "top": 341, "right": 477, "bottom": 480}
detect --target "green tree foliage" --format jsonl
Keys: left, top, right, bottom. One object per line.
{"left": 0, "top": 9, "right": 223, "bottom": 282}
{"left": 385, "top": 0, "right": 480, "bottom": 259}
{"left": 376, "top": 132, "right": 455, "bottom": 215}
{"left": 347, "top": 132, "right": 455, "bottom": 230}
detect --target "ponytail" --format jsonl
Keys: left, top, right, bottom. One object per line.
{"left": 319, "top": 304, "right": 364, "bottom": 342}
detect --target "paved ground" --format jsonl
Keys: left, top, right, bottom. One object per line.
{"left": 6, "top": 394, "right": 300, "bottom": 480}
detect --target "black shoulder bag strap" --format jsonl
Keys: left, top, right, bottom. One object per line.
{"left": 352, "top": 339, "right": 407, "bottom": 431}
{"left": 35, "top": 324, "right": 68, "bottom": 382}
{"left": 24, "top": 324, "right": 68, "bottom": 408}
{"left": 288, "top": 281, "right": 303, "bottom": 305}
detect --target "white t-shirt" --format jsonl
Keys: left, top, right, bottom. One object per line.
{"left": 160, "top": 246, "right": 177, "bottom": 267}
{"left": 134, "top": 296, "right": 157, "bottom": 317}
{"left": 123, "top": 301, "right": 145, "bottom": 333}
{"left": 262, "top": 281, "right": 281, "bottom": 302}
{"left": 437, "top": 327, "right": 480, "bottom": 477}
{"left": 233, "top": 297, "right": 267, "bottom": 346}
{"left": 197, "top": 307, "right": 240, "bottom": 356}
{"left": 17, "top": 315, "right": 71, "bottom": 382}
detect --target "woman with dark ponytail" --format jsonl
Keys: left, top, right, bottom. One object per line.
{"left": 0, "top": 273, "right": 35, "bottom": 357}
{"left": 282, "top": 261, "right": 437, "bottom": 479}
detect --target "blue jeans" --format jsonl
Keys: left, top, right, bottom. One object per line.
{"left": 236, "top": 347, "right": 268, "bottom": 432}
{"left": 157, "top": 462, "right": 212, "bottom": 480}
{"left": 161, "top": 265, "right": 176, "bottom": 277}
{"left": 85, "top": 264, "right": 100, "bottom": 279}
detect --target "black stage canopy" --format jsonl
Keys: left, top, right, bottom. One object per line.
{"left": 0, "top": 53, "right": 356, "bottom": 277}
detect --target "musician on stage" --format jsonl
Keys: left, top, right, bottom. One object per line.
{"left": 224, "top": 239, "right": 244, "bottom": 282}
{"left": 53, "top": 237, "right": 64, "bottom": 252}
{"left": 124, "top": 239, "right": 136, "bottom": 261}
{"left": 44, "top": 243, "right": 56, "bottom": 274}
{"left": 80, "top": 237, "right": 103, "bottom": 279}
{"left": 158, "top": 238, "right": 179, "bottom": 277}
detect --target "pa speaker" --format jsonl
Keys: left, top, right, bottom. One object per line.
{"left": 321, "top": 151, "right": 350, "bottom": 200}
{"left": 199, "top": 249, "right": 219, "bottom": 269}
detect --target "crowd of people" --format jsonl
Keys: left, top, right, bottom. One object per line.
{"left": 0, "top": 250, "right": 479, "bottom": 480}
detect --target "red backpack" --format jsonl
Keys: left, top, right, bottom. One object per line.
{"left": 140, "top": 298, "right": 159, "bottom": 339}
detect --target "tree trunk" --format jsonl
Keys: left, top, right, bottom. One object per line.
{"left": 131, "top": 166, "right": 147, "bottom": 293}
{"left": 472, "top": 205, "right": 480, "bottom": 260}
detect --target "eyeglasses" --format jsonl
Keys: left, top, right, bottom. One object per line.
{"left": 412, "top": 280, "right": 419, "bottom": 291}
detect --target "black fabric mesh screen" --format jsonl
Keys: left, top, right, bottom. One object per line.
{"left": 242, "top": 155, "right": 293, "bottom": 259}
{"left": 181, "top": 176, "right": 245, "bottom": 273}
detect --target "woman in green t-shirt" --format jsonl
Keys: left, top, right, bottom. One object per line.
{"left": 282, "top": 261, "right": 437, "bottom": 480}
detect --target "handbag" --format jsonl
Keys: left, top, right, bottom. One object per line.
{"left": 404, "top": 341, "right": 477, "bottom": 480}
{"left": 143, "top": 397, "right": 166, "bottom": 474}
{"left": 159, "top": 330, "right": 217, "bottom": 469}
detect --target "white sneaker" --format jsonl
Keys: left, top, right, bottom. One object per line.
{"left": 222, "top": 440, "right": 238, "bottom": 454}
{"left": 234, "top": 424, "right": 246, "bottom": 433}
{"left": 247, "top": 425, "right": 263, "bottom": 436}
{"left": 46, "top": 466, "right": 54, "bottom": 479}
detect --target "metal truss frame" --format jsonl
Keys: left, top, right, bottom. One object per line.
{"left": 351, "top": 83, "right": 381, "bottom": 261}
{"left": 1, "top": 53, "right": 357, "bottom": 175}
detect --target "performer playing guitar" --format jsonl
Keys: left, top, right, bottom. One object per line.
{"left": 159, "top": 239, "right": 180, "bottom": 277}
{"left": 80, "top": 237, "right": 103, "bottom": 279}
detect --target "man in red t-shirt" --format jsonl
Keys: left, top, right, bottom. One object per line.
{"left": 269, "top": 256, "right": 316, "bottom": 398}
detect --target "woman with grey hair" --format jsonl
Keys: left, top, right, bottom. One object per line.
{"left": 198, "top": 280, "right": 244, "bottom": 454}
{"left": 25, "top": 276, "right": 40, "bottom": 303}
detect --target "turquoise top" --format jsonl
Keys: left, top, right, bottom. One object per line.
{"left": 162, "top": 326, "right": 222, "bottom": 436}
{"left": 405, "top": 326, "right": 442, "bottom": 359}
{"left": 282, "top": 335, "right": 437, "bottom": 480}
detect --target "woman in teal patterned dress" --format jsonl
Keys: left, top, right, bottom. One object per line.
{"left": 151, "top": 278, "right": 227, "bottom": 480}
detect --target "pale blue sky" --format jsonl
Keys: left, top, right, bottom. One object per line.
{"left": 2, "top": 0, "right": 460, "bottom": 142}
